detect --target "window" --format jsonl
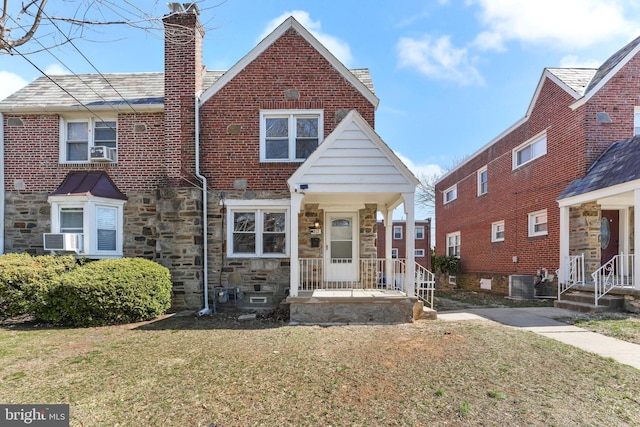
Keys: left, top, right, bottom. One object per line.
{"left": 477, "top": 166, "right": 488, "bottom": 196}
{"left": 415, "top": 249, "right": 425, "bottom": 257}
{"left": 528, "top": 210, "right": 548, "bottom": 237}
{"left": 446, "top": 232, "right": 460, "bottom": 257}
{"left": 513, "top": 132, "right": 546, "bottom": 169}
{"left": 491, "top": 220, "right": 505, "bottom": 242}
{"left": 60, "top": 117, "right": 117, "bottom": 163}
{"left": 391, "top": 248, "right": 399, "bottom": 259}
{"left": 393, "top": 226, "right": 403, "bottom": 240}
{"left": 226, "top": 202, "right": 289, "bottom": 257}
{"left": 415, "top": 226, "right": 425, "bottom": 240}
{"left": 260, "top": 110, "right": 323, "bottom": 162}
{"left": 49, "top": 198, "right": 125, "bottom": 257}
{"left": 635, "top": 109, "right": 640, "bottom": 135}
{"left": 444, "top": 185, "right": 457, "bottom": 204}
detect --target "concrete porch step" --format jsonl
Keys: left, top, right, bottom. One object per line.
{"left": 555, "top": 291, "right": 625, "bottom": 313}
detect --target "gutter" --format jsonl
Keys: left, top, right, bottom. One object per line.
{"left": 195, "top": 95, "right": 211, "bottom": 316}
{"left": 0, "top": 113, "right": 4, "bottom": 254}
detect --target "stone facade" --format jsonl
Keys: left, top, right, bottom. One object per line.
{"left": 569, "top": 202, "right": 601, "bottom": 276}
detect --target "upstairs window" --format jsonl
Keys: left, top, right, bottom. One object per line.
{"left": 513, "top": 132, "right": 546, "bottom": 169}
{"left": 634, "top": 109, "right": 640, "bottom": 135}
{"left": 477, "top": 166, "right": 488, "bottom": 196}
{"left": 415, "top": 226, "right": 425, "bottom": 240}
{"left": 393, "top": 226, "right": 403, "bottom": 240}
{"left": 444, "top": 185, "right": 457, "bottom": 204}
{"left": 60, "top": 117, "right": 117, "bottom": 163}
{"left": 260, "top": 110, "right": 323, "bottom": 162}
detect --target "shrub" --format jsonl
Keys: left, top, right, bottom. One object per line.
{"left": 37, "top": 258, "right": 172, "bottom": 327}
{"left": 433, "top": 255, "right": 460, "bottom": 275}
{"left": 0, "top": 253, "right": 78, "bottom": 319}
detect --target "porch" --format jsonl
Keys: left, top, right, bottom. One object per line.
{"left": 287, "top": 258, "right": 436, "bottom": 324}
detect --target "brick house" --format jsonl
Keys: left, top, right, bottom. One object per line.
{"left": 0, "top": 10, "right": 430, "bottom": 322}
{"left": 376, "top": 219, "right": 431, "bottom": 270}
{"left": 435, "top": 36, "right": 640, "bottom": 302}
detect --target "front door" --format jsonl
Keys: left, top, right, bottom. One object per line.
{"left": 324, "top": 213, "right": 358, "bottom": 283}
{"left": 601, "top": 210, "right": 619, "bottom": 266}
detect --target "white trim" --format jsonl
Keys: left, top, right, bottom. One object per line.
{"left": 477, "top": 166, "right": 488, "bottom": 196}
{"left": 491, "top": 220, "right": 505, "bottom": 242}
{"left": 528, "top": 209, "right": 548, "bottom": 237}
{"left": 199, "top": 17, "right": 379, "bottom": 108}
{"left": 415, "top": 249, "right": 425, "bottom": 257}
{"left": 446, "top": 231, "right": 461, "bottom": 257}
{"left": 226, "top": 204, "right": 290, "bottom": 258}
{"left": 393, "top": 225, "right": 403, "bottom": 240}
{"left": 58, "top": 115, "right": 118, "bottom": 164}
{"left": 415, "top": 225, "right": 425, "bottom": 240}
{"left": 443, "top": 184, "right": 457, "bottom": 204}
{"left": 512, "top": 130, "right": 547, "bottom": 169}
{"left": 259, "top": 109, "right": 324, "bottom": 162}
{"left": 558, "top": 178, "right": 640, "bottom": 207}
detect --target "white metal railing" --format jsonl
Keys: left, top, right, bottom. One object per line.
{"left": 298, "top": 258, "right": 436, "bottom": 307}
{"left": 592, "top": 253, "right": 635, "bottom": 306}
{"left": 558, "top": 253, "right": 585, "bottom": 301}
{"left": 414, "top": 262, "right": 435, "bottom": 309}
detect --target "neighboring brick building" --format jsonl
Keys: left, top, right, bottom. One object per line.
{"left": 435, "top": 36, "right": 640, "bottom": 297}
{"left": 376, "top": 220, "right": 431, "bottom": 270}
{"left": 0, "top": 10, "right": 421, "bottom": 315}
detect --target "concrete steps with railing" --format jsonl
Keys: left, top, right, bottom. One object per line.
{"left": 554, "top": 290, "right": 625, "bottom": 313}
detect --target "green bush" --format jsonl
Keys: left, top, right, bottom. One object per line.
{"left": 0, "top": 253, "right": 78, "bottom": 319}
{"left": 37, "top": 258, "right": 172, "bottom": 327}
{"left": 433, "top": 255, "right": 460, "bottom": 275}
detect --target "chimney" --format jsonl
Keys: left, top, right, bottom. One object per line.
{"left": 162, "top": 4, "right": 204, "bottom": 183}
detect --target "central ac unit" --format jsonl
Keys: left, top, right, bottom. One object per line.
{"left": 43, "top": 233, "right": 83, "bottom": 253}
{"left": 509, "top": 275, "right": 535, "bottom": 299}
{"left": 89, "top": 146, "right": 116, "bottom": 162}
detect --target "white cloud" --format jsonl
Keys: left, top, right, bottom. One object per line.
{"left": 0, "top": 71, "right": 28, "bottom": 101}
{"left": 44, "top": 63, "right": 67, "bottom": 75}
{"left": 396, "top": 35, "right": 484, "bottom": 86}
{"left": 558, "top": 55, "right": 602, "bottom": 68}
{"left": 469, "top": 0, "right": 640, "bottom": 51}
{"left": 259, "top": 10, "right": 353, "bottom": 67}
{"left": 395, "top": 152, "right": 444, "bottom": 180}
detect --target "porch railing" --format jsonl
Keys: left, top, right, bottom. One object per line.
{"left": 592, "top": 253, "right": 635, "bottom": 306}
{"left": 299, "top": 258, "right": 435, "bottom": 308}
{"left": 558, "top": 253, "right": 585, "bottom": 301}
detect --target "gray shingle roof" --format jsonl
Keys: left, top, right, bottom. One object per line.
{"left": 0, "top": 68, "right": 373, "bottom": 112}
{"left": 585, "top": 35, "right": 640, "bottom": 94}
{"left": 558, "top": 135, "right": 640, "bottom": 200}
{"left": 547, "top": 68, "right": 597, "bottom": 97}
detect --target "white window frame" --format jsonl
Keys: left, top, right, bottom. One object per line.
{"left": 528, "top": 209, "right": 548, "bottom": 237}
{"left": 48, "top": 195, "right": 125, "bottom": 258}
{"left": 259, "top": 110, "right": 323, "bottom": 162}
{"left": 415, "top": 226, "right": 425, "bottom": 240}
{"left": 59, "top": 116, "right": 117, "bottom": 164}
{"left": 634, "top": 107, "right": 640, "bottom": 135}
{"left": 415, "top": 249, "right": 425, "bottom": 257}
{"left": 443, "top": 185, "right": 457, "bottom": 204}
{"left": 391, "top": 248, "right": 399, "bottom": 259}
{"left": 446, "top": 231, "right": 460, "bottom": 258}
{"left": 477, "top": 166, "right": 488, "bottom": 196}
{"left": 491, "top": 220, "right": 505, "bottom": 242}
{"left": 393, "top": 226, "right": 403, "bottom": 240}
{"left": 224, "top": 199, "right": 290, "bottom": 258}
{"left": 513, "top": 131, "right": 547, "bottom": 169}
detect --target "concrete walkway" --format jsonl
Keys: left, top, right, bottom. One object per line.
{"left": 437, "top": 307, "right": 640, "bottom": 371}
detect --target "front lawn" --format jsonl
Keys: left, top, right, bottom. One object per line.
{"left": 1, "top": 312, "right": 639, "bottom": 426}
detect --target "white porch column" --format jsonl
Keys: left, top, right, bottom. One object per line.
{"left": 382, "top": 207, "right": 394, "bottom": 290}
{"left": 558, "top": 205, "right": 570, "bottom": 284}
{"left": 635, "top": 189, "right": 640, "bottom": 290}
{"left": 289, "top": 192, "right": 304, "bottom": 297}
{"left": 403, "top": 193, "right": 415, "bottom": 297}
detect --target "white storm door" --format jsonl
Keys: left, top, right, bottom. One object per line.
{"left": 325, "top": 213, "right": 358, "bottom": 283}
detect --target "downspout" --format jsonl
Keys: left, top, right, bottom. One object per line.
{"left": 195, "top": 96, "right": 211, "bottom": 316}
{"left": 0, "top": 113, "right": 4, "bottom": 254}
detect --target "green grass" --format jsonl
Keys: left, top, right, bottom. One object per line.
{"left": 573, "top": 316, "right": 640, "bottom": 345}
{"left": 1, "top": 315, "right": 639, "bottom": 426}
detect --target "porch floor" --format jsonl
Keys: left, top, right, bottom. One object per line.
{"left": 294, "top": 289, "right": 408, "bottom": 299}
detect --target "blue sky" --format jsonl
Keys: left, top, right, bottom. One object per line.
{"left": 2, "top": 0, "right": 640, "bottom": 219}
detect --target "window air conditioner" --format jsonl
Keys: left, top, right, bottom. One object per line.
{"left": 43, "top": 233, "right": 83, "bottom": 253}
{"left": 89, "top": 146, "right": 116, "bottom": 162}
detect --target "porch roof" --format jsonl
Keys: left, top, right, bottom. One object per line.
{"left": 288, "top": 110, "right": 418, "bottom": 208}
{"left": 558, "top": 135, "right": 640, "bottom": 203}
{"left": 50, "top": 171, "right": 127, "bottom": 200}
